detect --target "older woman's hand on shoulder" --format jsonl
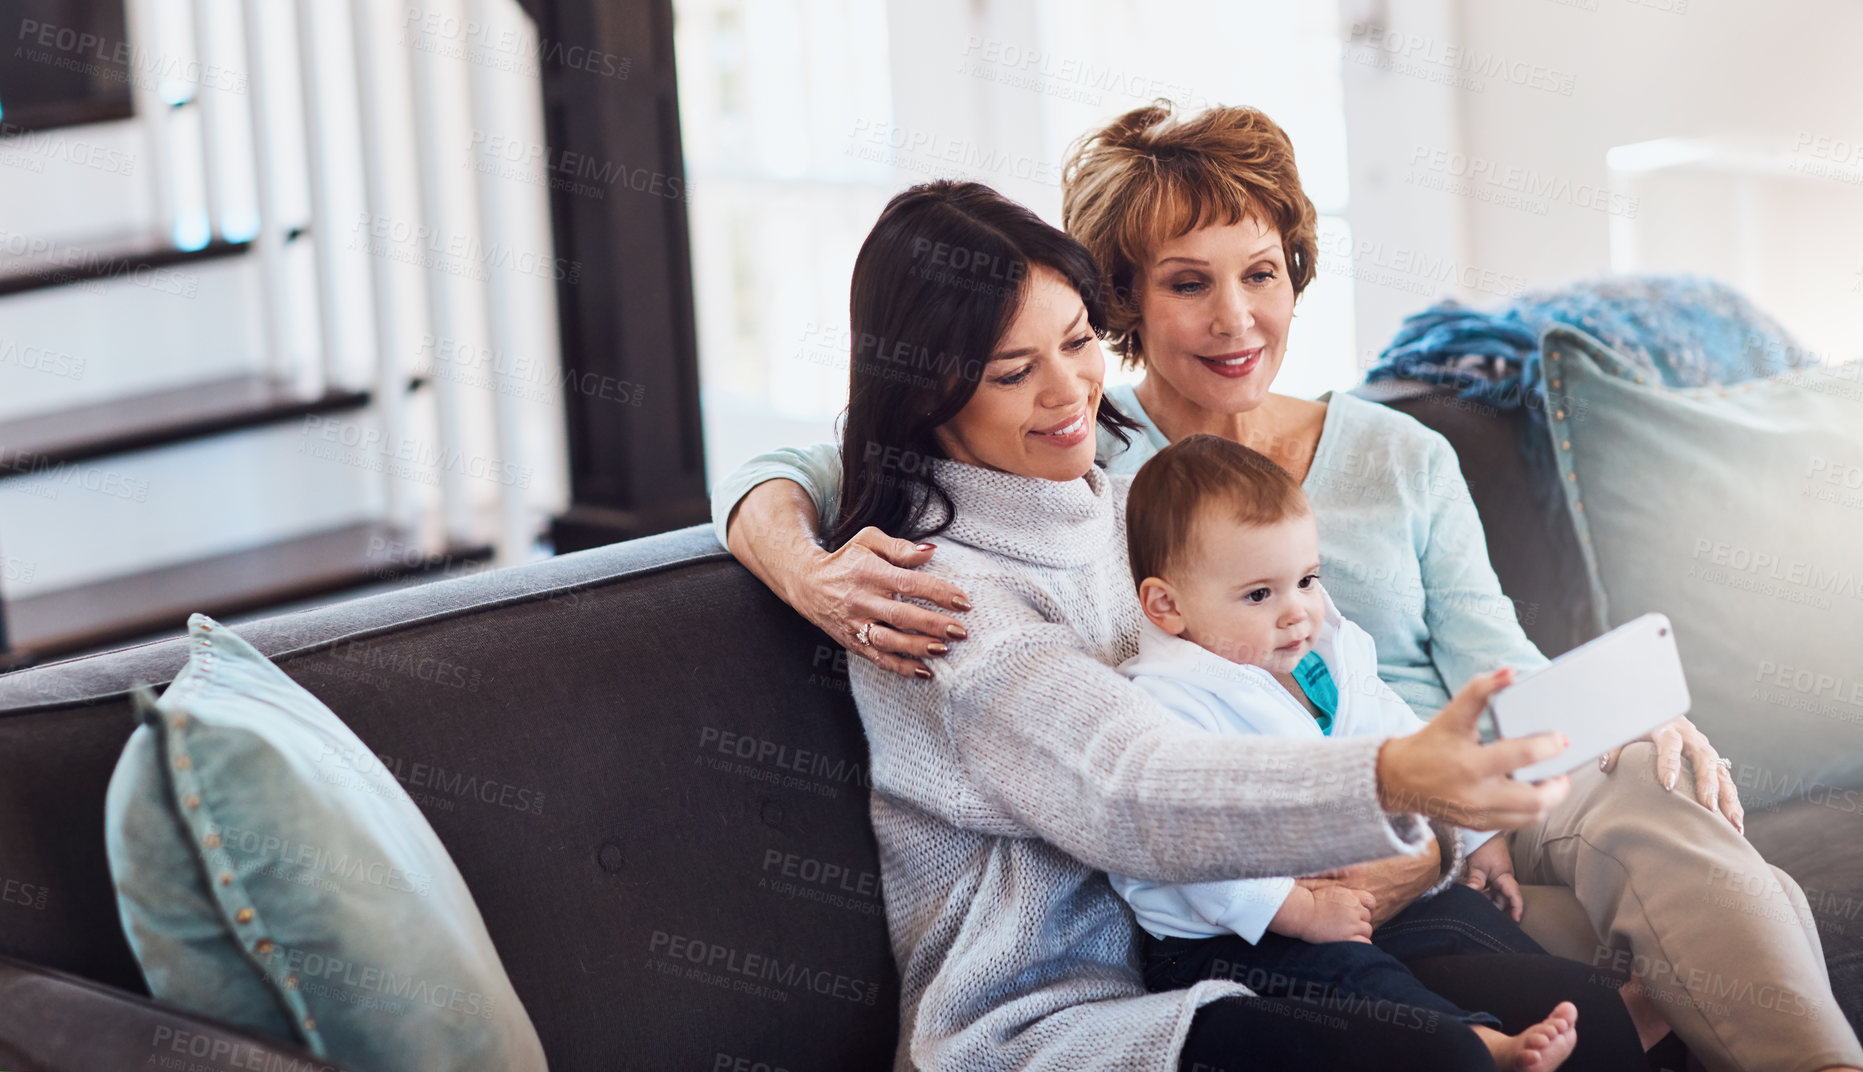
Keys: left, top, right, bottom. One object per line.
{"left": 726, "top": 478, "right": 973, "bottom": 679}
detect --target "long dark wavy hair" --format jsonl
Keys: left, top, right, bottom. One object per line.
{"left": 829, "top": 181, "right": 1141, "bottom": 549}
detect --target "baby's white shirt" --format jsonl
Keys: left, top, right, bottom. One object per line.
{"left": 1107, "top": 585, "right": 1496, "bottom": 943}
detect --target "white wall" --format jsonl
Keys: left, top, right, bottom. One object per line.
{"left": 679, "top": 0, "right": 1365, "bottom": 489}
{"left": 1340, "top": 0, "right": 1863, "bottom": 360}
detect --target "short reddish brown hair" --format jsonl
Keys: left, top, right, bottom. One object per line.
{"left": 1062, "top": 101, "right": 1319, "bottom": 366}
{"left": 1126, "top": 434, "right": 1310, "bottom": 586}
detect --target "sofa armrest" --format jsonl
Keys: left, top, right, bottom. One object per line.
{"left": 0, "top": 955, "right": 357, "bottom": 1072}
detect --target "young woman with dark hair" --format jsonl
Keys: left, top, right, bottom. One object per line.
{"left": 829, "top": 180, "right": 1141, "bottom": 552}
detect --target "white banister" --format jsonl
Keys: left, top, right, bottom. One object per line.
{"left": 348, "top": 0, "right": 414, "bottom": 529}
{"left": 466, "top": 0, "right": 534, "bottom": 566}
{"left": 238, "top": 0, "right": 293, "bottom": 383}
{"left": 188, "top": 0, "right": 226, "bottom": 241}
{"left": 405, "top": 3, "right": 475, "bottom": 547}
{"left": 124, "top": 0, "right": 178, "bottom": 246}
{"left": 293, "top": 0, "right": 344, "bottom": 395}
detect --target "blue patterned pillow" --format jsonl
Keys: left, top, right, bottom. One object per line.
{"left": 104, "top": 615, "right": 548, "bottom": 1071}
{"left": 1368, "top": 275, "right": 1814, "bottom": 423}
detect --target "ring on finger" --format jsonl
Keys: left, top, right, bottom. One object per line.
{"left": 1715, "top": 756, "right": 1732, "bottom": 773}
{"left": 856, "top": 622, "right": 874, "bottom": 647}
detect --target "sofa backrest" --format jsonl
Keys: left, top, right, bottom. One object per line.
{"left": 0, "top": 526, "right": 898, "bottom": 1070}
{"left": 1367, "top": 385, "right": 1599, "bottom": 658}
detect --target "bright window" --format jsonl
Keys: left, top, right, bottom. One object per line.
{"left": 676, "top": 0, "right": 1356, "bottom": 485}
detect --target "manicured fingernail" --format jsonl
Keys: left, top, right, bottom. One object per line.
{"left": 1599, "top": 756, "right": 1608, "bottom": 770}
{"left": 913, "top": 666, "right": 932, "bottom": 680}
{"left": 1664, "top": 773, "right": 1676, "bottom": 791}
{"left": 927, "top": 641, "right": 950, "bottom": 656}
{"left": 952, "top": 596, "right": 972, "bottom": 611}
{"left": 916, "top": 543, "right": 936, "bottom": 552}
{"left": 946, "top": 624, "right": 968, "bottom": 640}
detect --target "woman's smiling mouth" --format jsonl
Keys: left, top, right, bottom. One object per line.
{"left": 1196, "top": 348, "right": 1263, "bottom": 379}
{"left": 1028, "top": 408, "right": 1091, "bottom": 447}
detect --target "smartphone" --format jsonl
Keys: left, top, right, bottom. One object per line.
{"left": 1487, "top": 612, "right": 1691, "bottom": 783}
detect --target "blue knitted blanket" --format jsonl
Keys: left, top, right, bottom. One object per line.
{"left": 1365, "top": 275, "right": 1813, "bottom": 422}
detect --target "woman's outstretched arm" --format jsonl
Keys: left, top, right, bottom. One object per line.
{"left": 715, "top": 443, "right": 970, "bottom": 676}
{"left": 886, "top": 580, "right": 1571, "bottom": 883}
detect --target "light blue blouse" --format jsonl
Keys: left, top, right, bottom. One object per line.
{"left": 709, "top": 380, "right": 1549, "bottom": 717}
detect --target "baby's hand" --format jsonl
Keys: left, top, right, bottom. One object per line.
{"left": 1279, "top": 883, "right": 1375, "bottom": 944}
{"left": 1464, "top": 837, "right": 1524, "bottom": 921}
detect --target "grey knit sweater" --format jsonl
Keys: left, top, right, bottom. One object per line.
{"left": 851, "top": 460, "right": 1434, "bottom": 1072}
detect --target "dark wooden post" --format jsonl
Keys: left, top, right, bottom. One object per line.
{"left": 521, "top": 0, "right": 710, "bottom": 553}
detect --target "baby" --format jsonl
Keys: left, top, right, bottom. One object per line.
{"left": 1110, "top": 434, "right": 1576, "bottom": 1071}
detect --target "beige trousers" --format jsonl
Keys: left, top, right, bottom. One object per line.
{"left": 1507, "top": 742, "right": 1863, "bottom": 1072}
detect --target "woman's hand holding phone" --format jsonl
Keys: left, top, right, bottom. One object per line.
{"left": 1376, "top": 668, "right": 1572, "bottom": 831}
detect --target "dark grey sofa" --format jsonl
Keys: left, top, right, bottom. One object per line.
{"left": 0, "top": 387, "right": 1856, "bottom": 1070}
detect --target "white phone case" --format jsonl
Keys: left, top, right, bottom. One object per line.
{"left": 1487, "top": 612, "right": 1692, "bottom": 783}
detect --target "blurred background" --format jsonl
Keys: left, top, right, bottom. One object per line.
{"left": 0, "top": 0, "right": 1859, "bottom": 666}
{"left": 679, "top": 0, "right": 1863, "bottom": 474}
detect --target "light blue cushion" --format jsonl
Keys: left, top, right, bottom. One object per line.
{"left": 104, "top": 614, "right": 548, "bottom": 1071}
{"left": 1542, "top": 326, "right": 1863, "bottom": 802}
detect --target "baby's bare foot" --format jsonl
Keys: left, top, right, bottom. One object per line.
{"left": 1470, "top": 1001, "right": 1578, "bottom": 1072}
